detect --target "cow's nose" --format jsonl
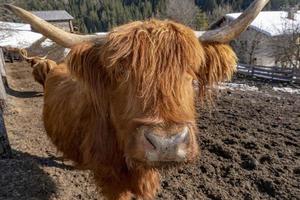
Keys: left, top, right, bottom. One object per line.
{"left": 144, "top": 127, "right": 190, "bottom": 161}
{"left": 145, "top": 127, "right": 189, "bottom": 149}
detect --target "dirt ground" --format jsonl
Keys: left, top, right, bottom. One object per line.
{"left": 0, "top": 61, "right": 299, "bottom": 200}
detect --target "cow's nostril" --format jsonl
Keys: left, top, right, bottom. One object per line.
{"left": 173, "top": 127, "right": 189, "bottom": 144}
{"left": 144, "top": 133, "right": 157, "bottom": 150}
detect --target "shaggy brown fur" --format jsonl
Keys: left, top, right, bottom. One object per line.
{"left": 25, "top": 19, "right": 237, "bottom": 200}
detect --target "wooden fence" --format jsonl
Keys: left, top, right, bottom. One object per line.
{"left": 0, "top": 48, "right": 7, "bottom": 87}
{"left": 0, "top": 48, "right": 7, "bottom": 105}
{"left": 1, "top": 47, "right": 23, "bottom": 63}
{"left": 237, "top": 64, "right": 300, "bottom": 83}
{"left": 0, "top": 48, "right": 11, "bottom": 158}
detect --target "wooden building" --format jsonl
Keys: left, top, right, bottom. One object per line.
{"left": 213, "top": 9, "right": 300, "bottom": 67}
{"left": 31, "top": 10, "right": 74, "bottom": 32}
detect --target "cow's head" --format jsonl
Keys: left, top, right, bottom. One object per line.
{"left": 5, "top": 0, "right": 269, "bottom": 167}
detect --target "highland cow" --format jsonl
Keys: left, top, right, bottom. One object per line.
{"left": 5, "top": 1, "right": 269, "bottom": 199}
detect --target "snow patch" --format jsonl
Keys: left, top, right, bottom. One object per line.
{"left": 0, "top": 21, "right": 32, "bottom": 31}
{"left": 0, "top": 21, "right": 43, "bottom": 48}
{"left": 273, "top": 87, "right": 300, "bottom": 94}
{"left": 218, "top": 83, "right": 259, "bottom": 92}
{"left": 64, "top": 48, "right": 71, "bottom": 57}
{"left": 0, "top": 30, "right": 43, "bottom": 48}
{"left": 95, "top": 32, "right": 108, "bottom": 36}
{"left": 41, "top": 39, "right": 54, "bottom": 48}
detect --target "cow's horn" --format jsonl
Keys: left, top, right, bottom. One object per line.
{"left": 199, "top": 0, "right": 269, "bottom": 43}
{"left": 4, "top": 4, "right": 107, "bottom": 48}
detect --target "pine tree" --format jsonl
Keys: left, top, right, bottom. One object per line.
{"left": 203, "top": 0, "right": 217, "bottom": 12}
{"left": 2, "top": 0, "right": 297, "bottom": 33}
{"left": 195, "top": 9, "right": 208, "bottom": 30}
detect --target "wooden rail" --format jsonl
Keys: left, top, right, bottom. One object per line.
{"left": 0, "top": 49, "right": 7, "bottom": 87}
{"left": 0, "top": 49, "right": 11, "bottom": 158}
{"left": 0, "top": 49, "right": 6, "bottom": 107}
{"left": 1, "top": 47, "right": 23, "bottom": 63}
{"left": 237, "top": 64, "right": 300, "bottom": 83}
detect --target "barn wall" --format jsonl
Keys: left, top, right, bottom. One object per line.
{"left": 232, "top": 28, "right": 276, "bottom": 66}
{"left": 221, "top": 19, "right": 277, "bottom": 67}
{"left": 50, "top": 21, "right": 73, "bottom": 32}
{"left": 31, "top": 20, "right": 73, "bottom": 32}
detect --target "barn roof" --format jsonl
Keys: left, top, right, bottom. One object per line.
{"left": 31, "top": 10, "right": 74, "bottom": 21}
{"left": 225, "top": 10, "right": 300, "bottom": 37}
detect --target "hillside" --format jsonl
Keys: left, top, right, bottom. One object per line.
{"left": 4, "top": 0, "right": 167, "bottom": 33}
{"left": 0, "top": 0, "right": 298, "bottom": 32}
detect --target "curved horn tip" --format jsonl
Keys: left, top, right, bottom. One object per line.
{"left": 3, "top": 4, "right": 17, "bottom": 11}
{"left": 3, "top": 3, "right": 12, "bottom": 8}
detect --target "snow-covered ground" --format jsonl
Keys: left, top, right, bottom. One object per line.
{"left": 0, "top": 21, "right": 43, "bottom": 48}
{"left": 273, "top": 87, "right": 300, "bottom": 94}
{"left": 218, "top": 83, "right": 259, "bottom": 92}
{"left": 0, "top": 21, "right": 31, "bottom": 31}
{"left": 0, "top": 30, "right": 42, "bottom": 48}
{"left": 218, "top": 83, "right": 300, "bottom": 95}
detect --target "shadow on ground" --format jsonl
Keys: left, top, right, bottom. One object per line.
{"left": 5, "top": 86, "right": 43, "bottom": 98}
{"left": 0, "top": 150, "right": 74, "bottom": 200}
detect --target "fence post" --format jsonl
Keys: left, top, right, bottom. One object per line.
{"left": 251, "top": 65, "right": 255, "bottom": 77}
{"left": 292, "top": 67, "right": 295, "bottom": 82}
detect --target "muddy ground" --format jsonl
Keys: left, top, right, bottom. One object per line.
{"left": 0, "top": 61, "right": 299, "bottom": 200}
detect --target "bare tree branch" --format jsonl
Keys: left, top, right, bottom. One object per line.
{"left": 271, "top": 22, "right": 300, "bottom": 69}
{"left": 207, "top": 3, "right": 233, "bottom": 24}
{"left": 231, "top": 29, "right": 265, "bottom": 65}
{"left": 166, "top": 0, "right": 200, "bottom": 28}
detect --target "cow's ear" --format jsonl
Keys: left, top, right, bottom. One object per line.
{"left": 66, "top": 43, "right": 103, "bottom": 84}
{"left": 198, "top": 43, "right": 237, "bottom": 90}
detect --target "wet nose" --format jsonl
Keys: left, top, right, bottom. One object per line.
{"left": 144, "top": 127, "right": 190, "bottom": 161}
{"left": 145, "top": 127, "right": 189, "bottom": 150}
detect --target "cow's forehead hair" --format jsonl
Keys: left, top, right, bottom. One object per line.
{"left": 99, "top": 19, "right": 205, "bottom": 110}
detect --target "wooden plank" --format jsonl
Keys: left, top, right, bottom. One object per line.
{"left": 0, "top": 60, "right": 10, "bottom": 158}
{"left": 238, "top": 64, "right": 252, "bottom": 70}
{"left": 271, "top": 74, "right": 293, "bottom": 80}
{"left": 237, "top": 63, "right": 299, "bottom": 82}
{"left": 253, "top": 67, "right": 293, "bottom": 74}
{"left": 253, "top": 66, "right": 273, "bottom": 71}
{"left": 254, "top": 74, "right": 292, "bottom": 82}
{"left": 252, "top": 72, "right": 293, "bottom": 80}
{"left": 270, "top": 70, "right": 294, "bottom": 74}
{"left": 0, "top": 69, "right": 6, "bottom": 106}
{"left": 0, "top": 49, "right": 7, "bottom": 87}
{"left": 252, "top": 69, "right": 293, "bottom": 77}
{"left": 252, "top": 71, "right": 272, "bottom": 76}
{"left": 240, "top": 64, "right": 293, "bottom": 73}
